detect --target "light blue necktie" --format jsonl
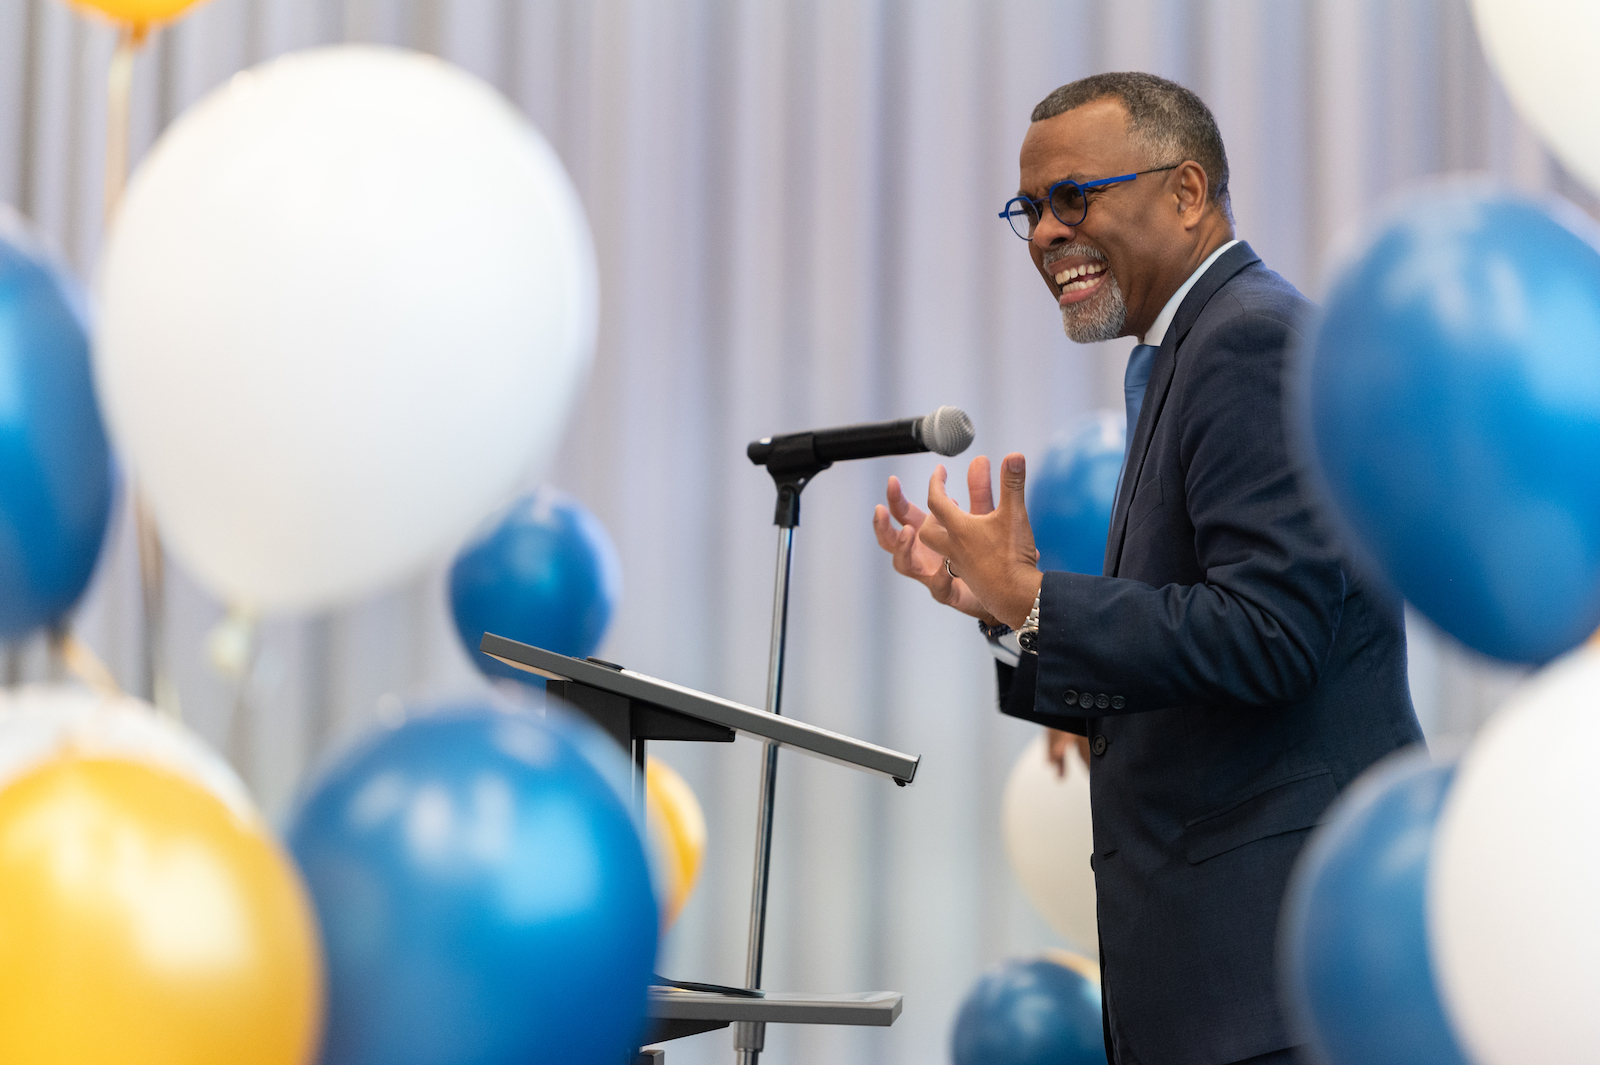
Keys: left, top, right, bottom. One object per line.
{"left": 1115, "top": 343, "right": 1160, "bottom": 503}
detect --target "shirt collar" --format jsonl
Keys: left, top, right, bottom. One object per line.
{"left": 1141, "top": 238, "right": 1240, "bottom": 347}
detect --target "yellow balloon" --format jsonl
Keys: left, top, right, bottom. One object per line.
{"left": 645, "top": 757, "right": 707, "bottom": 929}
{"left": 0, "top": 757, "right": 324, "bottom": 1065}
{"left": 65, "top": 0, "right": 210, "bottom": 27}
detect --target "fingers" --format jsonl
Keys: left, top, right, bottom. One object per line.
{"left": 896, "top": 526, "right": 924, "bottom": 578}
{"left": 968, "top": 456, "right": 995, "bottom": 516}
{"left": 997, "top": 452, "right": 1027, "bottom": 512}
{"left": 1046, "top": 728, "right": 1069, "bottom": 778}
{"left": 925, "top": 542, "right": 954, "bottom": 590}
{"left": 877, "top": 512, "right": 922, "bottom": 576}
{"left": 880, "top": 459, "right": 1036, "bottom": 623}
{"left": 925, "top": 464, "right": 958, "bottom": 522}
{"left": 872, "top": 504, "right": 898, "bottom": 552}
{"left": 922, "top": 467, "right": 960, "bottom": 556}
{"left": 876, "top": 476, "right": 988, "bottom": 620}
{"left": 917, "top": 507, "right": 952, "bottom": 558}
{"left": 877, "top": 499, "right": 942, "bottom": 582}
{"left": 886, "top": 476, "right": 926, "bottom": 528}
{"left": 996, "top": 452, "right": 1041, "bottom": 568}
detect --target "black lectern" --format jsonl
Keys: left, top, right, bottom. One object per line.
{"left": 478, "top": 634, "right": 919, "bottom": 1061}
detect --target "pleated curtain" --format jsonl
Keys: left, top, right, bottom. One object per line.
{"left": 0, "top": 1, "right": 1562, "bottom": 1061}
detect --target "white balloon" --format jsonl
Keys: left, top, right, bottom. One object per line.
{"left": 1002, "top": 733, "right": 1098, "bottom": 956}
{"left": 1471, "top": 0, "right": 1600, "bottom": 196}
{"left": 1429, "top": 644, "right": 1600, "bottom": 1065}
{"left": 0, "top": 683, "right": 258, "bottom": 823}
{"left": 97, "top": 45, "right": 598, "bottom": 611}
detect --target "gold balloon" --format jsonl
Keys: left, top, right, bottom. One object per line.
{"left": 66, "top": 0, "right": 211, "bottom": 26}
{"left": 645, "top": 757, "right": 707, "bottom": 929}
{"left": 0, "top": 757, "right": 324, "bottom": 1065}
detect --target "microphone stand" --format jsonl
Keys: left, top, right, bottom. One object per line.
{"left": 736, "top": 436, "right": 831, "bottom": 1065}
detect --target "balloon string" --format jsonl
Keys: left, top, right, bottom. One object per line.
{"left": 102, "top": 22, "right": 145, "bottom": 223}
{"left": 52, "top": 631, "right": 124, "bottom": 700}
{"left": 102, "top": 22, "right": 176, "bottom": 720}
{"left": 214, "top": 609, "right": 260, "bottom": 778}
{"left": 133, "top": 491, "right": 178, "bottom": 717}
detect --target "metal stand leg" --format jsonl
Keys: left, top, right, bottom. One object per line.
{"left": 736, "top": 527, "right": 795, "bottom": 1064}
{"left": 633, "top": 737, "right": 648, "bottom": 822}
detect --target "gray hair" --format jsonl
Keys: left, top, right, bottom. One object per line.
{"left": 1032, "top": 72, "right": 1232, "bottom": 222}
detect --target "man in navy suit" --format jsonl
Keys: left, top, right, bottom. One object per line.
{"left": 873, "top": 73, "right": 1422, "bottom": 1065}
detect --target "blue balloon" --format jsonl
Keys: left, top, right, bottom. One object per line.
{"left": 1027, "top": 412, "right": 1124, "bottom": 575}
{"left": 450, "top": 488, "right": 622, "bottom": 685}
{"left": 1279, "top": 749, "right": 1470, "bottom": 1065}
{"left": 1302, "top": 186, "right": 1600, "bottom": 663}
{"left": 0, "top": 208, "right": 112, "bottom": 639}
{"left": 951, "top": 957, "right": 1105, "bottom": 1065}
{"left": 287, "top": 706, "right": 657, "bottom": 1065}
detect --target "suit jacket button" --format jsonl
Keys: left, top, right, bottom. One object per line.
{"left": 1064, "top": 689, "right": 1078, "bottom": 705}
{"left": 1111, "top": 696, "right": 1125, "bottom": 709}
{"left": 1079, "top": 691, "right": 1095, "bottom": 708}
{"left": 1092, "top": 734, "right": 1108, "bottom": 756}
{"left": 1095, "top": 693, "right": 1109, "bottom": 709}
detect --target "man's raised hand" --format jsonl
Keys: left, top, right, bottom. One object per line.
{"left": 872, "top": 461, "right": 995, "bottom": 619}
{"left": 916, "top": 452, "right": 1043, "bottom": 630}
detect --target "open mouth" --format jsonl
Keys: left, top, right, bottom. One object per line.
{"left": 1047, "top": 257, "right": 1110, "bottom": 306}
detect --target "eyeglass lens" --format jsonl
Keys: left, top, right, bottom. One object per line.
{"left": 1050, "top": 183, "right": 1088, "bottom": 227}
{"left": 1004, "top": 182, "right": 1090, "bottom": 239}
{"left": 1004, "top": 199, "right": 1041, "bottom": 239}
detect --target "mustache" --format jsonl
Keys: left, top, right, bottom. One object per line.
{"left": 1042, "top": 243, "right": 1109, "bottom": 269}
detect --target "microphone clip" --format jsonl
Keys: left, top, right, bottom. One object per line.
{"left": 749, "top": 433, "right": 831, "bottom": 529}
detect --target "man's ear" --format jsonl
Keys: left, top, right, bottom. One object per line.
{"left": 1176, "top": 160, "right": 1209, "bottom": 227}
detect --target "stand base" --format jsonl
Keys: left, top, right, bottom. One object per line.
{"left": 644, "top": 988, "right": 903, "bottom": 1044}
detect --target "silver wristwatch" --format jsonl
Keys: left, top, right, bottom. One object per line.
{"left": 1017, "top": 590, "right": 1042, "bottom": 654}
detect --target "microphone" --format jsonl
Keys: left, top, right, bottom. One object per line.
{"left": 747, "top": 406, "right": 975, "bottom": 467}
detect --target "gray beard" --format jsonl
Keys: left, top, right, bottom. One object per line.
{"left": 1060, "top": 273, "right": 1128, "bottom": 343}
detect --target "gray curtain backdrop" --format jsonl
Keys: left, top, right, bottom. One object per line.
{"left": 0, "top": 1, "right": 1571, "bottom": 1061}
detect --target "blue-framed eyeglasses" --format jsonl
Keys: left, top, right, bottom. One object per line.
{"left": 999, "top": 165, "right": 1180, "bottom": 239}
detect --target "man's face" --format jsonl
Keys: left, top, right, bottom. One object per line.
{"left": 1017, "top": 99, "right": 1180, "bottom": 343}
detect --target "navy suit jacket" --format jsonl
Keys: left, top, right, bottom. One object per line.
{"left": 998, "top": 243, "right": 1423, "bottom": 1065}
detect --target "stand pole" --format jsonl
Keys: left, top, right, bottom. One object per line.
{"left": 633, "top": 737, "right": 648, "bottom": 822}
{"left": 735, "top": 525, "right": 795, "bottom": 1064}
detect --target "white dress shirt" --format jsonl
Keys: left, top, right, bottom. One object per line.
{"left": 1142, "top": 238, "right": 1240, "bottom": 347}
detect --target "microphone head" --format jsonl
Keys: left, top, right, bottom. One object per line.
{"left": 921, "top": 405, "right": 975, "bottom": 456}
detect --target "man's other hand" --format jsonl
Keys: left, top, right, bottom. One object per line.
{"left": 874, "top": 461, "right": 997, "bottom": 619}
{"left": 918, "top": 452, "right": 1043, "bottom": 630}
{"left": 1046, "top": 729, "right": 1092, "bottom": 777}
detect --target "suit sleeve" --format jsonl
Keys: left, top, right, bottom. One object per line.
{"left": 1027, "top": 307, "right": 1346, "bottom": 717}
{"left": 996, "top": 655, "right": 1087, "bottom": 733}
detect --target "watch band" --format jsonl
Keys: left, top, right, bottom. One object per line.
{"left": 1017, "top": 589, "right": 1042, "bottom": 655}
{"left": 978, "top": 616, "right": 1021, "bottom": 667}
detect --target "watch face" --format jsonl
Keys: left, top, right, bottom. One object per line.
{"left": 1018, "top": 629, "right": 1039, "bottom": 653}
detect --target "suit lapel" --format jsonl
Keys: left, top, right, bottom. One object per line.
{"left": 1103, "top": 241, "right": 1261, "bottom": 576}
